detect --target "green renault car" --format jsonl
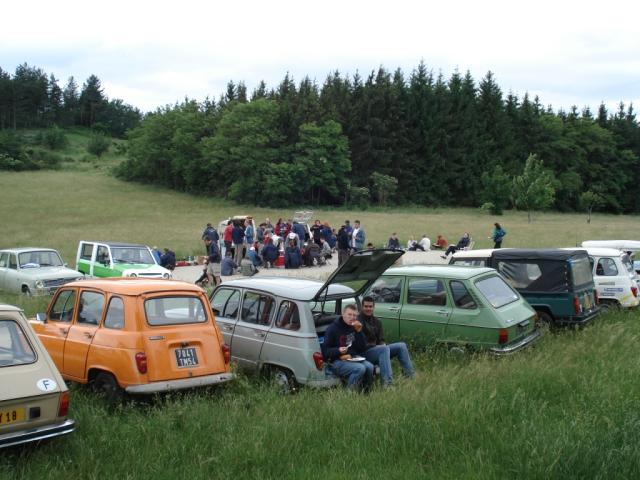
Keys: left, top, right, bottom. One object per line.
{"left": 364, "top": 265, "right": 540, "bottom": 354}
{"left": 75, "top": 241, "right": 172, "bottom": 279}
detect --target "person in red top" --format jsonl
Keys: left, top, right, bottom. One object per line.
{"left": 432, "top": 234, "right": 448, "bottom": 250}
{"left": 223, "top": 221, "right": 234, "bottom": 257}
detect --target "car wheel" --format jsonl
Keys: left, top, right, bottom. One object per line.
{"left": 93, "top": 372, "right": 124, "bottom": 404}
{"left": 536, "top": 311, "right": 554, "bottom": 329}
{"left": 271, "top": 367, "right": 297, "bottom": 394}
{"left": 21, "top": 286, "right": 31, "bottom": 296}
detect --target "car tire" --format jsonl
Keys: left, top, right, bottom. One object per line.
{"left": 93, "top": 372, "right": 124, "bottom": 404}
{"left": 536, "top": 311, "right": 554, "bottom": 329}
{"left": 21, "top": 286, "right": 31, "bottom": 296}
{"left": 598, "top": 301, "right": 618, "bottom": 314}
{"left": 271, "top": 367, "right": 297, "bottom": 394}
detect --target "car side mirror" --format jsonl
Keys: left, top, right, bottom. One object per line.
{"left": 36, "top": 312, "right": 47, "bottom": 323}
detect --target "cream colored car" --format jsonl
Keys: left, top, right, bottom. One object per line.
{"left": 0, "top": 304, "right": 75, "bottom": 448}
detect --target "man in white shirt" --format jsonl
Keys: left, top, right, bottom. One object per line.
{"left": 418, "top": 235, "right": 431, "bottom": 251}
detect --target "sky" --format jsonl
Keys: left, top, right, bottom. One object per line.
{"left": 2, "top": 0, "right": 638, "bottom": 114}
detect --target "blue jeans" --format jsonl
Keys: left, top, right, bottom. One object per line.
{"left": 332, "top": 359, "right": 374, "bottom": 390}
{"left": 365, "top": 343, "right": 414, "bottom": 385}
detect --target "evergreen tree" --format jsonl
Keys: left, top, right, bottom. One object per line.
{"left": 79, "top": 74, "right": 106, "bottom": 127}
{"left": 62, "top": 76, "right": 79, "bottom": 126}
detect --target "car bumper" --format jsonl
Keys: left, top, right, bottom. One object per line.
{"left": 304, "top": 376, "right": 342, "bottom": 388}
{"left": 490, "top": 329, "right": 542, "bottom": 355}
{"left": 555, "top": 307, "right": 601, "bottom": 327}
{"left": 125, "top": 372, "right": 235, "bottom": 394}
{"left": 0, "top": 419, "right": 75, "bottom": 449}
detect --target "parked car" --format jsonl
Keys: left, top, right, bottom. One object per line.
{"left": 0, "top": 248, "right": 84, "bottom": 295}
{"left": 208, "top": 249, "right": 403, "bottom": 390}
{"left": 450, "top": 249, "right": 600, "bottom": 327}
{"left": 76, "top": 241, "right": 172, "bottom": 279}
{"left": 30, "top": 279, "right": 233, "bottom": 399}
{"left": 0, "top": 304, "right": 74, "bottom": 449}
{"left": 582, "top": 240, "right": 640, "bottom": 279}
{"left": 575, "top": 247, "right": 638, "bottom": 310}
{"left": 364, "top": 265, "right": 540, "bottom": 354}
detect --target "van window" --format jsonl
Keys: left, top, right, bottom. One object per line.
{"left": 80, "top": 243, "right": 94, "bottom": 260}
{"left": 50, "top": 290, "right": 76, "bottom": 322}
{"left": 241, "top": 292, "right": 275, "bottom": 326}
{"left": 275, "top": 301, "right": 301, "bottom": 330}
{"left": 571, "top": 257, "right": 595, "bottom": 286}
{"left": 621, "top": 254, "right": 635, "bottom": 274}
{"left": 8, "top": 255, "right": 17, "bottom": 270}
{"left": 96, "top": 246, "right": 110, "bottom": 264}
{"left": 78, "top": 291, "right": 105, "bottom": 325}
{"left": 451, "top": 258, "right": 486, "bottom": 267}
{"left": 145, "top": 296, "right": 208, "bottom": 325}
{"left": 497, "top": 262, "right": 542, "bottom": 289}
{"left": 367, "top": 276, "right": 403, "bottom": 303}
{"left": 211, "top": 289, "right": 240, "bottom": 318}
{"left": 0, "top": 253, "right": 8, "bottom": 268}
{"left": 475, "top": 275, "right": 519, "bottom": 308}
{"left": 596, "top": 258, "right": 618, "bottom": 276}
{"left": 407, "top": 278, "right": 446, "bottom": 306}
{"left": 450, "top": 281, "right": 477, "bottom": 309}
{"left": 104, "top": 297, "right": 125, "bottom": 329}
{"left": 0, "top": 320, "right": 36, "bottom": 367}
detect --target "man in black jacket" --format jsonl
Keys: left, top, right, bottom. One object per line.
{"left": 323, "top": 304, "right": 374, "bottom": 391}
{"left": 359, "top": 296, "right": 415, "bottom": 386}
{"left": 337, "top": 225, "right": 351, "bottom": 266}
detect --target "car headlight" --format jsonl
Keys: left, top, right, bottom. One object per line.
{"left": 163, "top": 273, "right": 170, "bottom": 279}
{"left": 34, "top": 280, "right": 44, "bottom": 289}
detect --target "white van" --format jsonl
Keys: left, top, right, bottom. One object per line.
{"left": 577, "top": 247, "right": 639, "bottom": 309}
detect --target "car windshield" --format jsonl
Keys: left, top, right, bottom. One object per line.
{"left": 621, "top": 254, "right": 635, "bottom": 274}
{"left": 0, "top": 319, "right": 37, "bottom": 367}
{"left": 111, "top": 247, "right": 154, "bottom": 264}
{"left": 18, "top": 250, "right": 63, "bottom": 268}
{"left": 571, "top": 257, "right": 594, "bottom": 287}
{"left": 144, "top": 296, "right": 208, "bottom": 326}
{"left": 474, "top": 275, "right": 519, "bottom": 308}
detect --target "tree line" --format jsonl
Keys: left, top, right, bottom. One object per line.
{"left": 0, "top": 63, "right": 141, "bottom": 137}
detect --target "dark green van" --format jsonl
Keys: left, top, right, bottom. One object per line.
{"left": 450, "top": 249, "right": 600, "bottom": 327}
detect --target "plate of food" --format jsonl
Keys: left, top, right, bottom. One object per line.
{"left": 346, "top": 356, "right": 366, "bottom": 362}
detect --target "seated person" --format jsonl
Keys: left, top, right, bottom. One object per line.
{"left": 247, "top": 245, "right": 262, "bottom": 267}
{"left": 261, "top": 239, "right": 280, "bottom": 268}
{"left": 319, "top": 237, "right": 332, "bottom": 260}
{"left": 304, "top": 241, "right": 322, "bottom": 267}
{"left": 220, "top": 251, "right": 238, "bottom": 276}
{"left": 432, "top": 235, "right": 448, "bottom": 250}
{"left": 442, "top": 233, "right": 470, "bottom": 257}
{"left": 418, "top": 235, "right": 431, "bottom": 251}
{"left": 160, "top": 248, "right": 176, "bottom": 270}
{"left": 387, "top": 233, "right": 400, "bottom": 249}
{"left": 407, "top": 237, "right": 424, "bottom": 251}
{"left": 284, "top": 240, "right": 302, "bottom": 269}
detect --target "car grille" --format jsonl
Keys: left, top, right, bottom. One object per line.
{"left": 43, "top": 278, "right": 74, "bottom": 287}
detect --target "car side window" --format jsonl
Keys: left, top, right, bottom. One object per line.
{"left": 50, "top": 290, "right": 77, "bottom": 322}
{"left": 596, "top": 258, "right": 618, "bottom": 276}
{"left": 0, "top": 253, "right": 8, "bottom": 268}
{"left": 80, "top": 243, "right": 93, "bottom": 260}
{"left": 497, "top": 262, "right": 542, "bottom": 289}
{"left": 8, "top": 254, "right": 17, "bottom": 270}
{"left": 78, "top": 291, "right": 105, "bottom": 325}
{"left": 367, "top": 276, "right": 403, "bottom": 304}
{"left": 241, "top": 291, "right": 275, "bottom": 325}
{"left": 407, "top": 278, "right": 446, "bottom": 306}
{"left": 275, "top": 301, "right": 301, "bottom": 331}
{"left": 104, "top": 297, "right": 125, "bottom": 329}
{"left": 211, "top": 289, "right": 240, "bottom": 319}
{"left": 96, "top": 246, "right": 110, "bottom": 265}
{"left": 450, "top": 281, "right": 477, "bottom": 310}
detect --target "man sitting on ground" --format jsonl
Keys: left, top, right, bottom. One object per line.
{"left": 442, "top": 233, "right": 470, "bottom": 258}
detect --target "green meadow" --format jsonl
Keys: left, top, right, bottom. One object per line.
{"left": 1, "top": 136, "right": 640, "bottom": 478}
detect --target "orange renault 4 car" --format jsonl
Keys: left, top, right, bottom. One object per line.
{"left": 30, "top": 278, "right": 233, "bottom": 399}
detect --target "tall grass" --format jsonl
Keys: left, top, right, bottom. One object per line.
{"left": 1, "top": 313, "right": 639, "bottom": 479}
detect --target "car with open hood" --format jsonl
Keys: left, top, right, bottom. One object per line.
{"left": 364, "top": 265, "right": 540, "bottom": 354}
{"left": 0, "top": 248, "right": 84, "bottom": 295}
{"left": 76, "top": 241, "right": 172, "bottom": 279}
{"left": 208, "top": 249, "right": 403, "bottom": 391}
{"left": 1, "top": 304, "right": 74, "bottom": 449}
{"left": 30, "top": 279, "right": 233, "bottom": 399}
{"left": 450, "top": 249, "right": 600, "bottom": 327}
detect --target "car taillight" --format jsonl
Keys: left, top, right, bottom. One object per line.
{"left": 313, "top": 352, "right": 324, "bottom": 370}
{"left": 58, "top": 391, "right": 70, "bottom": 417}
{"left": 573, "top": 295, "right": 582, "bottom": 314}
{"left": 498, "top": 329, "right": 508, "bottom": 345}
{"left": 135, "top": 352, "right": 148, "bottom": 374}
{"left": 632, "top": 286, "right": 638, "bottom": 298}
{"left": 222, "top": 344, "right": 231, "bottom": 364}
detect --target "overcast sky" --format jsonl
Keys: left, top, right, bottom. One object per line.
{"left": 2, "top": 0, "right": 638, "bottom": 114}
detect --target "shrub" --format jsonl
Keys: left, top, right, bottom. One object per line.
{"left": 43, "top": 126, "right": 68, "bottom": 150}
{"left": 87, "top": 134, "right": 111, "bottom": 158}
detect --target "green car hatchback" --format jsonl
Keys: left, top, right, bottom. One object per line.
{"left": 364, "top": 265, "right": 540, "bottom": 354}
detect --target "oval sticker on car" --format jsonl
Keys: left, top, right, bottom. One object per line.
{"left": 36, "top": 378, "right": 58, "bottom": 392}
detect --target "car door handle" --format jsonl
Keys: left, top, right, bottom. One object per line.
{"left": 388, "top": 307, "right": 400, "bottom": 312}
{"left": 221, "top": 324, "right": 234, "bottom": 331}
{"left": 59, "top": 328, "right": 69, "bottom": 335}
{"left": 255, "top": 331, "right": 266, "bottom": 338}
{"left": 436, "top": 310, "right": 450, "bottom": 317}
{"left": 83, "top": 332, "right": 93, "bottom": 339}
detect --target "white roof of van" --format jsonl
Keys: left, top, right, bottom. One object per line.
{"left": 566, "top": 247, "right": 627, "bottom": 257}
{"left": 582, "top": 240, "right": 640, "bottom": 251}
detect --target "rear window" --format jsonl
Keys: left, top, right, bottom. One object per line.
{"left": 621, "top": 254, "right": 634, "bottom": 274}
{"left": 475, "top": 275, "right": 519, "bottom": 308}
{"left": 0, "top": 319, "right": 37, "bottom": 367}
{"left": 571, "top": 257, "right": 594, "bottom": 286}
{"left": 144, "top": 296, "right": 208, "bottom": 326}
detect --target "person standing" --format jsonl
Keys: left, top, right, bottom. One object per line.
{"left": 322, "top": 304, "right": 374, "bottom": 392}
{"left": 223, "top": 221, "right": 234, "bottom": 257}
{"left": 351, "top": 220, "right": 365, "bottom": 252}
{"left": 232, "top": 221, "right": 245, "bottom": 264}
{"left": 491, "top": 223, "right": 507, "bottom": 249}
{"left": 204, "top": 236, "right": 221, "bottom": 286}
{"left": 359, "top": 296, "right": 415, "bottom": 386}
{"left": 337, "top": 225, "right": 351, "bottom": 266}
{"left": 311, "top": 219, "right": 323, "bottom": 246}
{"left": 244, "top": 219, "right": 254, "bottom": 246}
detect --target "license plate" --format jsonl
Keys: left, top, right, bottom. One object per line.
{"left": 175, "top": 347, "right": 198, "bottom": 368}
{"left": 0, "top": 407, "right": 25, "bottom": 426}
{"left": 584, "top": 295, "right": 591, "bottom": 309}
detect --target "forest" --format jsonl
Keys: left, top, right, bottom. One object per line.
{"left": 1, "top": 61, "right": 639, "bottom": 213}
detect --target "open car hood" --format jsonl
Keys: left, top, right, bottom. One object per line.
{"left": 312, "top": 249, "right": 404, "bottom": 302}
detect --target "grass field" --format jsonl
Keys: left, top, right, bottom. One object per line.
{"left": 2, "top": 133, "right": 640, "bottom": 478}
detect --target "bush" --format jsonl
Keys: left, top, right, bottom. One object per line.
{"left": 43, "top": 126, "right": 68, "bottom": 150}
{"left": 87, "top": 134, "right": 111, "bottom": 158}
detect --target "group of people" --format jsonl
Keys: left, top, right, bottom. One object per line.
{"left": 323, "top": 296, "right": 414, "bottom": 391}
